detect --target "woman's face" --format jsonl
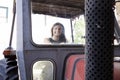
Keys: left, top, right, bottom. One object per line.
{"left": 52, "top": 25, "right": 62, "bottom": 37}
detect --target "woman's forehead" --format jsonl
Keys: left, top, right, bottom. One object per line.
{"left": 53, "top": 25, "right": 62, "bottom": 28}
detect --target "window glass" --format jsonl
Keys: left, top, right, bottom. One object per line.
{"left": 31, "top": 14, "right": 85, "bottom": 44}
{"left": 31, "top": 1, "right": 85, "bottom": 45}
{"left": 72, "top": 15, "right": 85, "bottom": 44}
{"left": 31, "top": 14, "right": 72, "bottom": 44}
{"left": 115, "top": 2, "right": 120, "bottom": 27}
{"left": 0, "top": 6, "right": 8, "bottom": 23}
{"left": 114, "top": 2, "right": 120, "bottom": 45}
{"left": 33, "top": 61, "right": 53, "bottom": 80}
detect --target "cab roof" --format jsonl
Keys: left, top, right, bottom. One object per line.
{"left": 31, "top": 0, "right": 84, "bottom": 18}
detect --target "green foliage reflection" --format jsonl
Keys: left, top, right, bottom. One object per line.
{"left": 73, "top": 15, "right": 85, "bottom": 44}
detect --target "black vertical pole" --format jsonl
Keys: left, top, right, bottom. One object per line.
{"left": 85, "top": 0, "right": 115, "bottom": 80}
{"left": 70, "top": 19, "right": 74, "bottom": 42}
{"left": 9, "top": 0, "right": 16, "bottom": 48}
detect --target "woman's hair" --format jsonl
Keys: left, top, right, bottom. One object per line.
{"left": 51, "top": 22, "right": 67, "bottom": 42}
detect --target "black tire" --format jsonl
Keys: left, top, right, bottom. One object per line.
{"left": 5, "top": 58, "right": 19, "bottom": 80}
{"left": 0, "top": 59, "right": 6, "bottom": 80}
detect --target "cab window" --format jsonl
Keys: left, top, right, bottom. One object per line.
{"left": 31, "top": 14, "right": 85, "bottom": 45}
{"left": 33, "top": 61, "right": 53, "bottom": 80}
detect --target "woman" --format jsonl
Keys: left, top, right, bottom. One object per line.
{"left": 44, "top": 22, "right": 67, "bottom": 43}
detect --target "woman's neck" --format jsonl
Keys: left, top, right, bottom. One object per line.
{"left": 52, "top": 36, "right": 59, "bottom": 41}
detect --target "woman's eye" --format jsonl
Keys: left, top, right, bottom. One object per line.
{"left": 58, "top": 28, "right": 61, "bottom": 30}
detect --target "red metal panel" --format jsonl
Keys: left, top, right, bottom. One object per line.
{"left": 74, "top": 59, "right": 85, "bottom": 80}
{"left": 65, "top": 54, "right": 84, "bottom": 80}
{"left": 114, "top": 62, "right": 120, "bottom": 80}
{"left": 65, "top": 54, "right": 120, "bottom": 80}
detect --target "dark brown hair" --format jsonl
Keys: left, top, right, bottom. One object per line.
{"left": 51, "top": 22, "right": 67, "bottom": 42}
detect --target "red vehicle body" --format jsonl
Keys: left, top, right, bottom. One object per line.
{"left": 65, "top": 54, "right": 120, "bottom": 80}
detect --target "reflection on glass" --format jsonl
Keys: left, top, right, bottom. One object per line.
{"left": 33, "top": 61, "right": 53, "bottom": 80}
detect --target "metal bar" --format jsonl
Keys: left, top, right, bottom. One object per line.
{"left": 9, "top": 0, "right": 16, "bottom": 47}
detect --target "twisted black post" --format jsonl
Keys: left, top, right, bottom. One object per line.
{"left": 3, "top": 47, "right": 19, "bottom": 80}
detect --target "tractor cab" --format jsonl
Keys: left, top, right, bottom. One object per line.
{"left": 0, "top": 0, "right": 120, "bottom": 80}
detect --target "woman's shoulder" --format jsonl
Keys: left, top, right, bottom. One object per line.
{"left": 44, "top": 38, "right": 51, "bottom": 43}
